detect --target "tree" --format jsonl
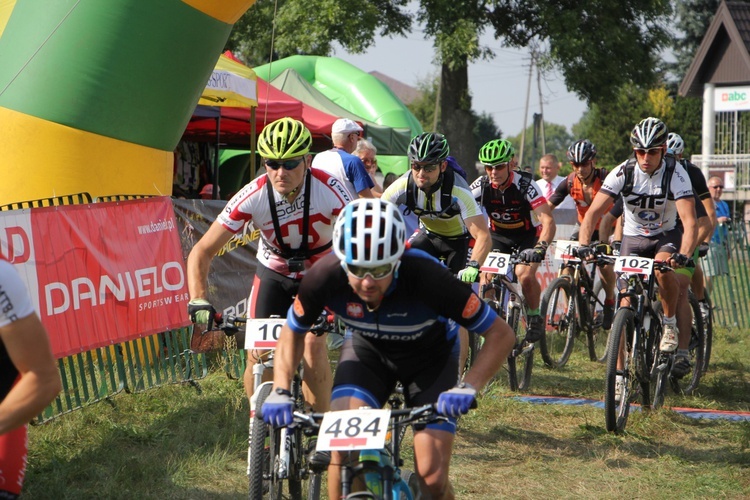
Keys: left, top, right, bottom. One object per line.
{"left": 672, "top": 0, "right": 720, "bottom": 81}
{"left": 507, "top": 122, "right": 573, "bottom": 176}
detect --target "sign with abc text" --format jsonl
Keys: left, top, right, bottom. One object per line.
{"left": 0, "top": 198, "right": 190, "bottom": 358}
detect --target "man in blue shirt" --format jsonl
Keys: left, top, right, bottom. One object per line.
{"left": 704, "top": 176, "right": 731, "bottom": 292}
{"left": 312, "top": 118, "right": 375, "bottom": 198}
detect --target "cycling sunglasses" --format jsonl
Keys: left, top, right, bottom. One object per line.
{"left": 265, "top": 158, "right": 304, "bottom": 171}
{"left": 633, "top": 147, "right": 662, "bottom": 156}
{"left": 485, "top": 162, "right": 510, "bottom": 170}
{"left": 410, "top": 162, "right": 440, "bottom": 173}
{"left": 345, "top": 262, "right": 396, "bottom": 280}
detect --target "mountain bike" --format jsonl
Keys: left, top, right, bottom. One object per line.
{"left": 292, "top": 403, "right": 450, "bottom": 499}
{"left": 479, "top": 250, "right": 535, "bottom": 391}
{"left": 215, "top": 314, "right": 326, "bottom": 500}
{"left": 604, "top": 256, "right": 671, "bottom": 433}
{"left": 539, "top": 241, "right": 613, "bottom": 368}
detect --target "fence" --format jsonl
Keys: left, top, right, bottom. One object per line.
{"left": 701, "top": 215, "right": 750, "bottom": 329}
{"left": 0, "top": 193, "right": 209, "bottom": 423}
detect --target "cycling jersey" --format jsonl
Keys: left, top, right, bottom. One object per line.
{"left": 0, "top": 260, "right": 37, "bottom": 498}
{"left": 600, "top": 159, "right": 693, "bottom": 237}
{"left": 381, "top": 172, "right": 481, "bottom": 238}
{"left": 286, "top": 249, "right": 496, "bottom": 430}
{"left": 311, "top": 148, "right": 374, "bottom": 197}
{"left": 549, "top": 169, "right": 608, "bottom": 225}
{"left": 218, "top": 168, "right": 352, "bottom": 278}
{"left": 470, "top": 171, "right": 545, "bottom": 239}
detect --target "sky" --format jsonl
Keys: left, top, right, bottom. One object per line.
{"left": 334, "top": 29, "right": 588, "bottom": 139}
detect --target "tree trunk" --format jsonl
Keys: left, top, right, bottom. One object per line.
{"left": 439, "top": 60, "right": 477, "bottom": 180}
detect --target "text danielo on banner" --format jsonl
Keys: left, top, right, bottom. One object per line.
{"left": 0, "top": 198, "right": 190, "bottom": 358}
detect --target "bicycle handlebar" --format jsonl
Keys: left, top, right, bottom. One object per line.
{"left": 289, "top": 404, "right": 447, "bottom": 432}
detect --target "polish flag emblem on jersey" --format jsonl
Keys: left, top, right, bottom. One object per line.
{"left": 347, "top": 302, "right": 364, "bottom": 318}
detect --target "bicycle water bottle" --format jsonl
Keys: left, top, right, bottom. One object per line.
{"left": 359, "top": 449, "right": 384, "bottom": 496}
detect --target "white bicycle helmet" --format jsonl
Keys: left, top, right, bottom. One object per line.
{"left": 630, "top": 117, "right": 668, "bottom": 149}
{"left": 667, "top": 132, "right": 685, "bottom": 156}
{"left": 333, "top": 199, "right": 406, "bottom": 267}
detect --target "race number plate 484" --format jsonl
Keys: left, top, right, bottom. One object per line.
{"left": 316, "top": 409, "right": 391, "bottom": 451}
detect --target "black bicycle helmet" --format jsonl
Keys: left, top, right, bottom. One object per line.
{"left": 408, "top": 133, "right": 450, "bottom": 163}
{"left": 630, "top": 117, "right": 668, "bottom": 149}
{"left": 566, "top": 139, "right": 597, "bottom": 163}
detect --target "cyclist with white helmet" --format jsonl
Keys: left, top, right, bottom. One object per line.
{"left": 471, "top": 139, "right": 556, "bottom": 342}
{"left": 578, "top": 118, "right": 697, "bottom": 395}
{"left": 187, "top": 117, "right": 353, "bottom": 415}
{"left": 261, "top": 198, "right": 514, "bottom": 499}
{"left": 548, "top": 139, "right": 617, "bottom": 328}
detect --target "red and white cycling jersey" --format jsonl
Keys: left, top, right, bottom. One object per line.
{"left": 218, "top": 169, "right": 352, "bottom": 278}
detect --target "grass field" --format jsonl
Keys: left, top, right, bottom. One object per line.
{"left": 23, "top": 326, "right": 750, "bottom": 499}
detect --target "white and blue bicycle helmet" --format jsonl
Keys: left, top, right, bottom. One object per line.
{"left": 333, "top": 199, "right": 406, "bottom": 267}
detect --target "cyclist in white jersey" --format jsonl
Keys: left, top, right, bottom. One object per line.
{"left": 0, "top": 260, "right": 61, "bottom": 499}
{"left": 577, "top": 118, "right": 697, "bottom": 398}
{"left": 187, "top": 117, "right": 352, "bottom": 415}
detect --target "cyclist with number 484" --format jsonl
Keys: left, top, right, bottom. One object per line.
{"left": 578, "top": 117, "right": 698, "bottom": 398}
{"left": 261, "top": 198, "right": 515, "bottom": 500}
{"left": 470, "top": 139, "right": 556, "bottom": 342}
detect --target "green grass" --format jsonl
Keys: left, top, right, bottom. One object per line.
{"left": 24, "top": 326, "right": 750, "bottom": 499}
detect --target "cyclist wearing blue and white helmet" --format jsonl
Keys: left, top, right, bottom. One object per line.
{"left": 262, "top": 198, "right": 514, "bottom": 500}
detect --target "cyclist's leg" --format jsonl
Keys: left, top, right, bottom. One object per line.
{"left": 654, "top": 230, "right": 685, "bottom": 350}
{"left": 301, "top": 332, "right": 331, "bottom": 412}
{"left": 413, "top": 429, "right": 455, "bottom": 500}
{"left": 327, "top": 336, "right": 396, "bottom": 500}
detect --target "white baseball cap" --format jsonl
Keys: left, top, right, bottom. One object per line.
{"left": 332, "top": 118, "right": 363, "bottom": 135}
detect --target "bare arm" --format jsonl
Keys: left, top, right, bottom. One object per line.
{"left": 701, "top": 198, "right": 717, "bottom": 242}
{"left": 465, "top": 214, "right": 492, "bottom": 266}
{"left": 533, "top": 203, "right": 556, "bottom": 244}
{"left": 0, "top": 314, "right": 62, "bottom": 434}
{"left": 187, "top": 221, "right": 235, "bottom": 300}
{"left": 462, "top": 317, "right": 514, "bottom": 390}
{"left": 675, "top": 197, "right": 698, "bottom": 256}
{"left": 357, "top": 187, "right": 375, "bottom": 198}
{"left": 272, "top": 324, "right": 307, "bottom": 392}
{"left": 579, "top": 192, "right": 615, "bottom": 246}
{"left": 599, "top": 212, "right": 617, "bottom": 243}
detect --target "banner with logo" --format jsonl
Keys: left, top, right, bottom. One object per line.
{"left": 172, "top": 199, "right": 259, "bottom": 319}
{"left": 714, "top": 85, "right": 750, "bottom": 112}
{"left": 0, "top": 198, "right": 189, "bottom": 358}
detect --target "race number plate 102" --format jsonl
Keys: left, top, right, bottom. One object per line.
{"left": 554, "top": 240, "right": 580, "bottom": 262}
{"left": 480, "top": 251, "right": 512, "bottom": 274}
{"left": 316, "top": 409, "right": 391, "bottom": 451}
{"left": 614, "top": 256, "right": 654, "bottom": 276}
{"left": 244, "top": 318, "right": 286, "bottom": 349}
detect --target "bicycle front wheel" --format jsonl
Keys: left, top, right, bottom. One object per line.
{"left": 539, "top": 277, "right": 576, "bottom": 368}
{"left": 249, "top": 384, "right": 273, "bottom": 500}
{"left": 668, "top": 294, "right": 704, "bottom": 396}
{"left": 701, "top": 293, "right": 713, "bottom": 374}
{"left": 604, "top": 308, "right": 635, "bottom": 433}
{"left": 507, "top": 304, "right": 533, "bottom": 391}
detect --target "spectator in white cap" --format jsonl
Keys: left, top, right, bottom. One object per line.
{"left": 312, "top": 118, "right": 375, "bottom": 198}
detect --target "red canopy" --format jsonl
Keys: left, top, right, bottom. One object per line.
{"left": 183, "top": 78, "right": 339, "bottom": 146}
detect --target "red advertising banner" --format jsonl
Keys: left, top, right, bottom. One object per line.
{"left": 0, "top": 198, "right": 190, "bottom": 358}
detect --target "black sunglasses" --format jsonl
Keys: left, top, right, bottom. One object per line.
{"left": 265, "top": 158, "right": 304, "bottom": 171}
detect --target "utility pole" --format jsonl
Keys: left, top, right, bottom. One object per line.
{"left": 537, "top": 64, "right": 546, "bottom": 156}
{"left": 518, "top": 53, "right": 534, "bottom": 167}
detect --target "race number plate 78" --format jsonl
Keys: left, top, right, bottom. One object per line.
{"left": 244, "top": 318, "right": 286, "bottom": 349}
{"left": 316, "top": 409, "right": 391, "bottom": 451}
{"left": 480, "top": 251, "right": 512, "bottom": 274}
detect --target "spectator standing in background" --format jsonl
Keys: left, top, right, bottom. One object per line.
{"left": 536, "top": 154, "right": 575, "bottom": 209}
{"left": 312, "top": 118, "right": 375, "bottom": 198}
{"left": 354, "top": 138, "right": 383, "bottom": 197}
{"left": 703, "top": 176, "right": 731, "bottom": 293}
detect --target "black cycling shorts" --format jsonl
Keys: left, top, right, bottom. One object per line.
{"left": 620, "top": 228, "right": 682, "bottom": 259}
{"left": 490, "top": 232, "right": 537, "bottom": 254}
{"left": 331, "top": 333, "right": 459, "bottom": 434}
{"left": 408, "top": 229, "right": 470, "bottom": 274}
{"left": 249, "top": 264, "right": 301, "bottom": 319}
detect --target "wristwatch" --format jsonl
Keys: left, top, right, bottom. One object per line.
{"left": 275, "top": 388, "right": 292, "bottom": 397}
{"left": 468, "top": 260, "right": 479, "bottom": 269}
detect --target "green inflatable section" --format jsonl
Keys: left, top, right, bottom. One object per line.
{"left": 254, "top": 55, "right": 423, "bottom": 176}
{"left": 0, "top": 0, "right": 230, "bottom": 150}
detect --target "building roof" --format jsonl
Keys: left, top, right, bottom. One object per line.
{"left": 680, "top": 1, "right": 750, "bottom": 97}
{"left": 368, "top": 71, "right": 423, "bottom": 105}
